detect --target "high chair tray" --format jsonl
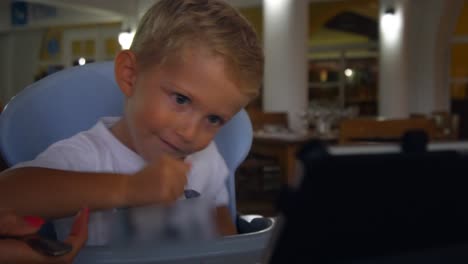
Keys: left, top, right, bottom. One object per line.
{"left": 74, "top": 215, "right": 275, "bottom": 264}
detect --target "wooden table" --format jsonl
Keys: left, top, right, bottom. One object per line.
{"left": 251, "top": 131, "right": 337, "bottom": 186}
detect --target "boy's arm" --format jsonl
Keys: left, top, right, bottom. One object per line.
{"left": 0, "top": 156, "right": 189, "bottom": 219}
{"left": 0, "top": 167, "right": 128, "bottom": 219}
{"left": 215, "top": 206, "right": 237, "bottom": 236}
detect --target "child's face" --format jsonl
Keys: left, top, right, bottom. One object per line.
{"left": 123, "top": 47, "right": 250, "bottom": 161}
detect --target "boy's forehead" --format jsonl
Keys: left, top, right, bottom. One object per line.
{"left": 165, "top": 44, "right": 241, "bottom": 84}
{"left": 164, "top": 46, "right": 241, "bottom": 84}
{"left": 148, "top": 47, "right": 249, "bottom": 115}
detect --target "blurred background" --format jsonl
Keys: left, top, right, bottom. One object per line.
{"left": 1, "top": 0, "right": 468, "bottom": 215}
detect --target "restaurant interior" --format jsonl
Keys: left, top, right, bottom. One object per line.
{"left": 0, "top": 0, "right": 468, "bottom": 214}
{"left": 1, "top": 0, "right": 468, "bottom": 262}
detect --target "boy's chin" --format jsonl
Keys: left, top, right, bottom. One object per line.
{"left": 144, "top": 151, "right": 187, "bottom": 161}
{"left": 163, "top": 149, "right": 188, "bottom": 159}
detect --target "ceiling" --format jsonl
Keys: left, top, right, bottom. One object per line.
{"left": 16, "top": 0, "right": 378, "bottom": 57}
{"left": 325, "top": 11, "right": 378, "bottom": 40}
{"left": 24, "top": 0, "right": 351, "bottom": 12}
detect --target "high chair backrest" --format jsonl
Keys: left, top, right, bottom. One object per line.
{"left": 0, "top": 61, "right": 253, "bottom": 219}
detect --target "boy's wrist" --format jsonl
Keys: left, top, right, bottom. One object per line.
{"left": 115, "top": 174, "right": 131, "bottom": 207}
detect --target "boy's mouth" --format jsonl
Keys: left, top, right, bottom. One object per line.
{"left": 160, "top": 137, "right": 186, "bottom": 158}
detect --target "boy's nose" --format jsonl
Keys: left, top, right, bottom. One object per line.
{"left": 175, "top": 121, "right": 199, "bottom": 143}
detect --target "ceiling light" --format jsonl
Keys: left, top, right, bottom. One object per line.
{"left": 118, "top": 29, "right": 135, "bottom": 50}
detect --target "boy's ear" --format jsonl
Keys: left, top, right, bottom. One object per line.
{"left": 115, "top": 50, "right": 137, "bottom": 97}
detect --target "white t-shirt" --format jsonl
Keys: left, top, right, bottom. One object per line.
{"left": 14, "top": 117, "right": 229, "bottom": 245}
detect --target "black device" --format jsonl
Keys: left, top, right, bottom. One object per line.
{"left": 267, "top": 139, "right": 468, "bottom": 263}
{"left": 0, "top": 234, "right": 72, "bottom": 257}
{"left": 184, "top": 189, "right": 201, "bottom": 199}
{"left": 25, "top": 234, "right": 72, "bottom": 256}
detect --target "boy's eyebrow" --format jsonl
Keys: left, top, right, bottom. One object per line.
{"left": 165, "top": 81, "right": 194, "bottom": 98}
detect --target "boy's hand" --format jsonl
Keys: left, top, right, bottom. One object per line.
{"left": 125, "top": 154, "right": 190, "bottom": 206}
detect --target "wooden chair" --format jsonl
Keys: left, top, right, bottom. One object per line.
{"left": 237, "top": 110, "right": 288, "bottom": 201}
{"left": 247, "top": 110, "right": 288, "bottom": 131}
{"left": 338, "top": 117, "right": 437, "bottom": 145}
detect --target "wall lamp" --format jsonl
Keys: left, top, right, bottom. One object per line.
{"left": 384, "top": 7, "right": 395, "bottom": 15}
{"left": 381, "top": 5, "right": 401, "bottom": 43}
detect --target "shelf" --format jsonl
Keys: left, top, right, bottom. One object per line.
{"left": 309, "top": 82, "right": 340, "bottom": 89}
{"left": 346, "top": 97, "right": 376, "bottom": 104}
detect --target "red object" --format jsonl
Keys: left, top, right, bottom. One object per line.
{"left": 23, "top": 216, "right": 45, "bottom": 228}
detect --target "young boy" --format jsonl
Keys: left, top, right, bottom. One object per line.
{"left": 0, "top": 0, "right": 263, "bottom": 245}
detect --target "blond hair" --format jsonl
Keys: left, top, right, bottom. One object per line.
{"left": 130, "top": 0, "right": 263, "bottom": 98}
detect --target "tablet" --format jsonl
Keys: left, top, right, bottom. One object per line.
{"left": 266, "top": 140, "right": 468, "bottom": 263}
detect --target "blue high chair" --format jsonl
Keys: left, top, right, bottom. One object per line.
{"left": 0, "top": 62, "right": 274, "bottom": 263}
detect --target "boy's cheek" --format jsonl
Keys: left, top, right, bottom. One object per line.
{"left": 192, "top": 133, "right": 217, "bottom": 151}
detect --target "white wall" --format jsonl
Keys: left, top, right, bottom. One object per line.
{"left": 378, "top": 0, "right": 409, "bottom": 118}
{"left": 0, "top": 23, "right": 123, "bottom": 105}
{"left": 405, "top": 0, "right": 442, "bottom": 115}
{"left": 0, "top": 30, "right": 44, "bottom": 104}
{"left": 62, "top": 25, "right": 121, "bottom": 67}
{"left": 0, "top": 1, "right": 10, "bottom": 32}
{"left": 406, "top": 0, "right": 463, "bottom": 115}
{"left": 0, "top": 4, "right": 122, "bottom": 33}
{"left": 378, "top": 0, "right": 464, "bottom": 117}
{"left": 0, "top": 34, "right": 12, "bottom": 105}
{"left": 0, "top": 1, "right": 125, "bottom": 105}
{"left": 263, "top": 0, "right": 309, "bottom": 133}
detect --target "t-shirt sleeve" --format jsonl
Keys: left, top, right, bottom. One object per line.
{"left": 11, "top": 135, "right": 98, "bottom": 172}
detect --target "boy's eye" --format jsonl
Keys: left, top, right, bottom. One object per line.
{"left": 207, "top": 115, "right": 224, "bottom": 126}
{"left": 174, "top": 93, "right": 190, "bottom": 105}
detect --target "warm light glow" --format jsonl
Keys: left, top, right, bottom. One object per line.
{"left": 382, "top": 13, "right": 397, "bottom": 30}
{"left": 78, "top": 57, "right": 86, "bottom": 66}
{"left": 118, "top": 31, "right": 135, "bottom": 50}
{"left": 263, "top": 0, "right": 288, "bottom": 18}
{"left": 320, "top": 70, "right": 328, "bottom": 82}
{"left": 264, "top": 0, "right": 289, "bottom": 15}
{"left": 344, "top": 68, "right": 353, "bottom": 78}
{"left": 381, "top": 10, "right": 402, "bottom": 44}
